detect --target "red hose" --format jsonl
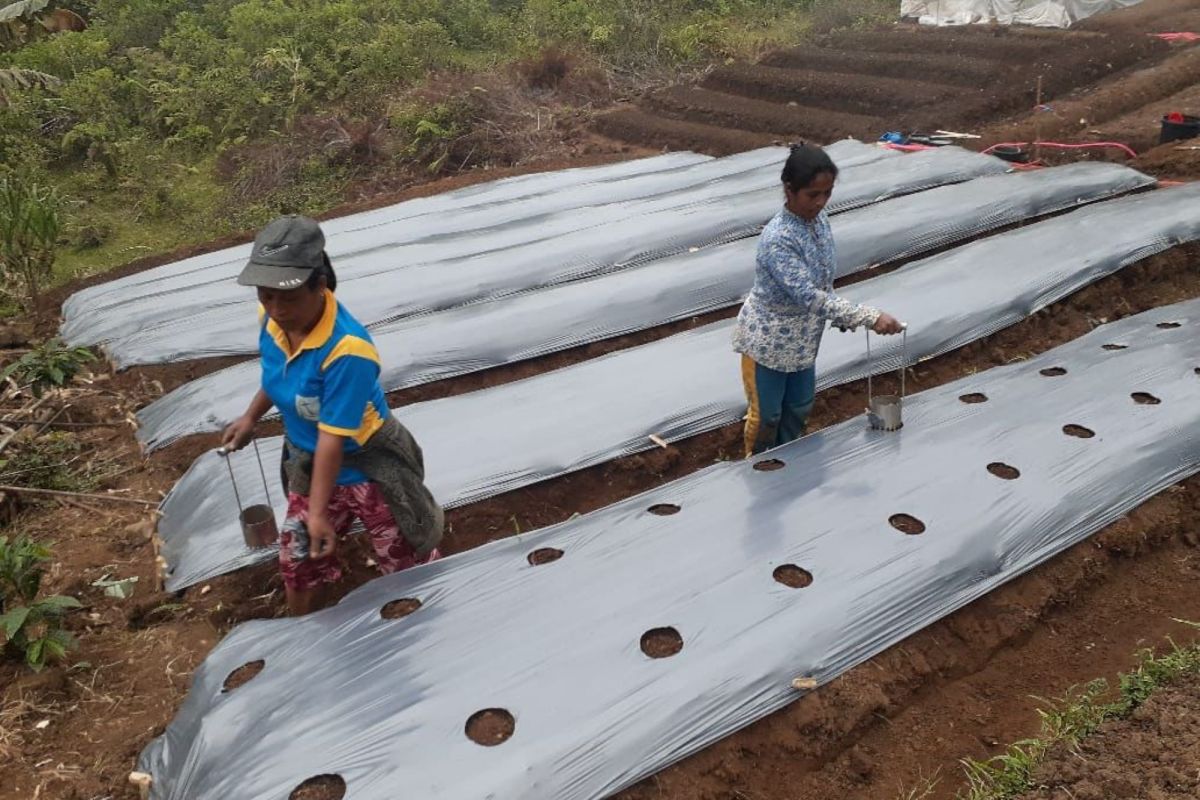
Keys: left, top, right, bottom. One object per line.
{"left": 983, "top": 141, "right": 1139, "bottom": 160}
{"left": 881, "top": 142, "right": 936, "bottom": 152}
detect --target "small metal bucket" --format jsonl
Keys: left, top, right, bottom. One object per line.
{"left": 218, "top": 440, "right": 279, "bottom": 549}
{"left": 866, "top": 325, "right": 908, "bottom": 432}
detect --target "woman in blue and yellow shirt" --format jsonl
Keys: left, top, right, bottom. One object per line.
{"left": 733, "top": 144, "right": 904, "bottom": 458}
{"left": 221, "top": 215, "right": 442, "bottom": 615}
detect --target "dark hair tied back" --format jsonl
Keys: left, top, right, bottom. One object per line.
{"left": 306, "top": 252, "right": 338, "bottom": 292}
{"left": 781, "top": 142, "right": 838, "bottom": 192}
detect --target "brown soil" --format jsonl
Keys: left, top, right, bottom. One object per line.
{"left": 1017, "top": 674, "right": 1200, "bottom": 800}
{"left": 889, "top": 513, "right": 927, "bottom": 536}
{"left": 379, "top": 597, "right": 422, "bottom": 619}
{"left": 592, "top": 107, "right": 776, "bottom": 157}
{"left": 526, "top": 547, "right": 564, "bottom": 566}
{"left": 289, "top": 774, "right": 346, "bottom": 800}
{"left": 640, "top": 627, "right": 685, "bottom": 659}
{"left": 1136, "top": 139, "right": 1200, "bottom": 181}
{"left": 221, "top": 659, "right": 265, "bottom": 692}
{"left": 1063, "top": 423, "right": 1097, "bottom": 439}
{"left": 597, "top": 19, "right": 1172, "bottom": 154}
{"left": 5, "top": 3, "right": 1200, "bottom": 798}
{"left": 465, "top": 708, "right": 515, "bottom": 746}
{"left": 1077, "top": 0, "right": 1200, "bottom": 33}
{"left": 751, "top": 458, "right": 786, "bottom": 472}
{"left": 701, "top": 64, "right": 963, "bottom": 120}
{"left": 645, "top": 85, "right": 880, "bottom": 141}
{"left": 771, "top": 564, "right": 813, "bottom": 589}
{"left": 759, "top": 45, "right": 1004, "bottom": 87}
{"left": 982, "top": 45, "right": 1200, "bottom": 153}
{"left": 987, "top": 462, "right": 1022, "bottom": 480}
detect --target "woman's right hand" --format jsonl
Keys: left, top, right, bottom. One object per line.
{"left": 872, "top": 312, "right": 905, "bottom": 335}
{"left": 221, "top": 415, "right": 256, "bottom": 452}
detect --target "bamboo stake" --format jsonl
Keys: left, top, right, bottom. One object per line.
{"left": 128, "top": 771, "right": 152, "bottom": 800}
{"left": 0, "top": 484, "right": 158, "bottom": 506}
{"left": 1034, "top": 74, "right": 1044, "bottom": 164}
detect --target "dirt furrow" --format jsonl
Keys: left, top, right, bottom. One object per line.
{"left": 644, "top": 85, "right": 882, "bottom": 140}
{"left": 702, "top": 63, "right": 963, "bottom": 119}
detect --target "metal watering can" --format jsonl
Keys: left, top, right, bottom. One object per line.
{"left": 865, "top": 323, "right": 908, "bottom": 432}
{"left": 217, "top": 440, "right": 279, "bottom": 549}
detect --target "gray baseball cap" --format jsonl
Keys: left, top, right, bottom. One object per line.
{"left": 238, "top": 215, "right": 326, "bottom": 289}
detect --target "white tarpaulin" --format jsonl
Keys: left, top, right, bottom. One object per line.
{"left": 900, "top": 0, "right": 1143, "bottom": 27}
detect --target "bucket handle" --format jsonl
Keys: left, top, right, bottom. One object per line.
{"left": 217, "top": 439, "right": 274, "bottom": 512}
{"left": 866, "top": 322, "right": 908, "bottom": 405}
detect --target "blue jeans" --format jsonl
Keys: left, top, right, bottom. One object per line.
{"left": 740, "top": 355, "right": 816, "bottom": 457}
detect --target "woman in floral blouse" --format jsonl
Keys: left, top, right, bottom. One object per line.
{"left": 733, "top": 144, "right": 904, "bottom": 457}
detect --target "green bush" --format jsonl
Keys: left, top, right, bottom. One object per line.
{"left": 0, "top": 171, "right": 60, "bottom": 306}
{"left": 1, "top": 336, "right": 95, "bottom": 396}
{"left": 0, "top": 534, "right": 80, "bottom": 672}
{"left": 0, "top": 0, "right": 826, "bottom": 278}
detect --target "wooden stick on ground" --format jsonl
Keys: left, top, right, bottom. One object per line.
{"left": 1034, "top": 74, "right": 1045, "bottom": 164}
{"left": 128, "top": 771, "right": 152, "bottom": 800}
{"left": 0, "top": 484, "right": 159, "bottom": 506}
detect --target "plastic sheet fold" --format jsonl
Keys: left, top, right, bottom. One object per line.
{"left": 64, "top": 141, "right": 905, "bottom": 367}
{"left": 155, "top": 182, "right": 1200, "bottom": 591}
{"left": 134, "top": 162, "right": 1153, "bottom": 449}
{"left": 72, "top": 145, "right": 995, "bottom": 369}
{"left": 60, "top": 150, "right": 712, "bottom": 341}
{"left": 138, "top": 298, "right": 1200, "bottom": 799}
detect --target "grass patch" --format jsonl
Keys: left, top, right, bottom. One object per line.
{"left": 952, "top": 624, "right": 1200, "bottom": 800}
{"left": 0, "top": 0, "right": 899, "bottom": 293}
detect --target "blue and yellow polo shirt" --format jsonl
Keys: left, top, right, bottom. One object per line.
{"left": 259, "top": 290, "right": 389, "bottom": 485}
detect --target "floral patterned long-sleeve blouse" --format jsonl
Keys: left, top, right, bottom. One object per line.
{"left": 732, "top": 207, "right": 879, "bottom": 372}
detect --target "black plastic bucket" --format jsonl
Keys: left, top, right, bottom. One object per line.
{"left": 991, "top": 144, "right": 1029, "bottom": 164}
{"left": 1160, "top": 114, "right": 1200, "bottom": 145}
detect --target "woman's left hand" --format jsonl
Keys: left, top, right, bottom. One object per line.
{"left": 308, "top": 512, "right": 337, "bottom": 559}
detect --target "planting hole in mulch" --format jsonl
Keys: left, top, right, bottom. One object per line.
{"left": 889, "top": 514, "right": 926, "bottom": 536}
{"left": 648, "top": 503, "right": 681, "bottom": 516}
{"left": 1102, "top": 343, "right": 1128, "bottom": 351}
{"left": 641, "top": 627, "right": 684, "bottom": 659}
{"left": 527, "top": 547, "right": 563, "bottom": 566}
{"left": 1157, "top": 321, "right": 1182, "bottom": 329}
{"left": 1132, "top": 392, "right": 1162, "bottom": 405}
{"left": 1063, "top": 424, "right": 1096, "bottom": 439}
{"left": 466, "top": 708, "right": 515, "bottom": 746}
{"left": 987, "top": 462, "right": 1021, "bottom": 480}
{"left": 1040, "top": 366, "right": 1068, "bottom": 377}
{"left": 773, "top": 564, "right": 814, "bottom": 589}
{"left": 290, "top": 774, "right": 346, "bottom": 800}
{"left": 222, "top": 659, "right": 264, "bottom": 692}
{"left": 959, "top": 393, "right": 988, "bottom": 404}
{"left": 380, "top": 598, "right": 422, "bottom": 620}
{"left": 753, "top": 459, "right": 785, "bottom": 472}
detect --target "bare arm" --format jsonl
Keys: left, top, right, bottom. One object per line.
{"left": 220, "top": 389, "right": 275, "bottom": 451}
{"left": 305, "top": 430, "right": 346, "bottom": 559}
